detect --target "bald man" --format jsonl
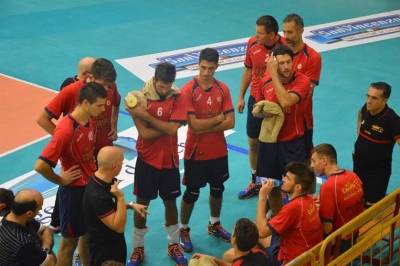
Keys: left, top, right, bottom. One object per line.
{"left": 0, "top": 189, "right": 56, "bottom": 266}
{"left": 83, "top": 146, "right": 148, "bottom": 266}
{"left": 60, "top": 56, "right": 95, "bottom": 90}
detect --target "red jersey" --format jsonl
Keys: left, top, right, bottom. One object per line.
{"left": 268, "top": 194, "right": 323, "bottom": 264}
{"left": 136, "top": 94, "right": 186, "bottom": 169}
{"left": 44, "top": 80, "right": 120, "bottom": 152}
{"left": 293, "top": 44, "right": 322, "bottom": 129}
{"left": 319, "top": 170, "right": 364, "bottom": 240}
{"left": 181, "top": 78, "right": 234, "bottom": 160}
{"left": 256, "top": 72, "right": 310, "bottom": 141}
{"left": 244, "top": 35, "right": 286, "bottom": 98}
{"left": 39, "top": 114, "right": 97, "bottom": 187}
{"left": 94, "top": 83, "right": 121, "bottom": 153}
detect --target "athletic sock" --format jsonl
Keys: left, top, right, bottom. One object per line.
{"left": 165, "top": 223, "right": 179, "bottom": 245}
{"left": 133, "top": 227, "right": 149, "bottom": 248}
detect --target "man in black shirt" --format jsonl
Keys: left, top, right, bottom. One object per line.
{"left": 0, "top": 189, "right": 56, "bottom": 266}
{"left": 83, "top": 146, "right": 149, "bottom": 266}
{"left": 353, "top": 82, "right": 400, "bottom": 208}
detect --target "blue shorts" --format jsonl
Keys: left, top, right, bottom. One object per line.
{"left": 134, "top": 156, "right": 181, "bottom": 201}
{"left": 59, "top": 185, "right": 87, "bottom": 238}
{"left": 263, "top": 233, "right": 284, "bottom": 266}
{"left": 246, "top": 95, "right": 263, "bottom": 139}
{"left": 183, "top": 156, "right": 229, "bottom": 188}
{"left": 257, "top": 137, "right": 306, "bottom": 180}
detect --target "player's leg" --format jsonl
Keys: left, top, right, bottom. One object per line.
{"left": 208, "top": 156, "right": 231, "bottom": 242}
{"left": 238, "top": 95, "right": 263, "bottom": 199}
{"left": 161, "top": 167, "right": 187, "bottom": 266}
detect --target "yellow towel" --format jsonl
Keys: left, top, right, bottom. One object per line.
{"left": 188, "top": 255, "right": 218, "bottom": 266}
{"left": 252, "top": 100, "right": 285, "bottom": 143}
{"left": 141, "top": 79, "right": 180, "bottom": 101}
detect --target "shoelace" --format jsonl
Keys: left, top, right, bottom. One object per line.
{"left": 170, "top": 245, "right": 184, "bottom": 259}
{"left": 215, "top": 224, "right": 228, "bottom": 235}
{"left": 181, "top": 229, "right": 190, "bottom": 242}
{"left": 245, "top": 183, "right": 256, "bottom": 192}
{"left": 131, "top": 248, "right": 144, "bottom": 261}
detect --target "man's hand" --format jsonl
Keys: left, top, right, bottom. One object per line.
{"left": 124, "top": 100, "right": 148, "bottom": 119}
{"left": 312, "top": 194, "right": 320, "bottom": 209}
{"left": 60, "top": 165, "right": 82, "bottom": 186}
{"left": 131, "top": 203, "right": 150, "bottom": 219}
{"left": 266, "top": 52, "right": 278, "bottom": 75}
{"left": 108, "top": 128, "right": 118, "bottom": 141}
{"left": 237, "top": 97, "right": 246, "bottom": 114}
{"left": 259, "top": 178, "right": 275, "bottom": 199}
{"left": 110, "top": 180, "right": 124, "bottom": 200}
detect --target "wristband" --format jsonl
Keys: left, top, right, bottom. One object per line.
{"left": 42, "top": 247, "right": 51, "bottom": 254}
{"left": 129, "top": 202, "right": 134, "bottom": 209}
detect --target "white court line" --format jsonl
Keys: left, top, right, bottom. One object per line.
{"left": 0, "top": 73, "right": 58, "bottom": 93}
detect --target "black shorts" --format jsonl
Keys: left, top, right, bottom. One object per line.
{"left": 257, "top": 137, "right": 306, "bottom": 180}
{"left": 353, "top": 157, "right": 391, "bottom": 208}
{"left": 59, "top": 185, "right": 87, "bottom": 238}
{"left": 303, "top": 127, "right": 313, "bottom": 159}
{"left": 183, "top": 156, "right": 229, "bottom": 188}
{"left": 133, "top": 157, "right": 181, "bottom": 201}
{"left": 263, "top": 233, "right": 284, "bottom": 266}
{"left": 246, "top": 95, "right": 263, "bottom": 139}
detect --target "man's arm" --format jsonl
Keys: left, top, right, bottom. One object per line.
{"left": 39, "top": 225, "right": 54, "bottom": 251}
{"left": 100, "top": 181, "right": 127, "bottom": 233}
{"left": 191, "top": 253, "right": 231, "bottom": 266}
{"left": 126, "top": 103, "right": 182, "bottom": 136}
{"left": 237, "top": 67, "right": 252, "bottom": 113}
{"left": 132, "top": 116, "right": 166, "bottom": 140}
{"left": 204, "top": 112, "right": 235, "bottom": 133}
{"left": 109, "top": 105, "right": 119, "bottom": 139}
{"left": 34, "top": 160, "right": 81, "bottom": 186}
{"left": 256, "top": 179, "right": 274, "bottom": 238}
{"left": 322, "top": 221, "right": 333, "bottom": 235}
{"left": 187, "top": 113, "right": 224, "bottom": 133}
{"left": 396, "top": 138, "right": 400, "bottom": 146}
{"left": 36, "top": 110, "right": 56, "bottom": 135}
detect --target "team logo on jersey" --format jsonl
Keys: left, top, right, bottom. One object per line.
{"left": 88, "top": 131, "right": 94, "bottom": 141}
{"left": 371, "top": 124, "right": 383, "bottom": 133}
{"left": 297, "top": 63, "right": 302, "bottom": 70}
{"left": 107, "top": 100, "right": 111, "bottom": 106}
{"left": 217, "top": 97, "right": 221, "bottom": 102}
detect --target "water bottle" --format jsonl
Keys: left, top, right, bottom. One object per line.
{"left": 255, "top": 177, "right": 283, "bottom": 187}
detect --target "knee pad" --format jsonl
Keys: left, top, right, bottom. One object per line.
{"left": 183, "top": 187, "right": 200, "bottom": 204}
{"left": 210, "top": 184, "right": 225, "bottom": 198}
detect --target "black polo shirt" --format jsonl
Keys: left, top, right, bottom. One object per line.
{"left": 354, "top": 104, "right": 400, "bottom": 168}
{"left": 232, "top": 249, "right": 271, "bottom": 266}
{"left": 60, "top": 75, "right": 78, "bottom": 91}
{"left": 0, "top": 213, "right": 48, "bottom": 266}
{"left": 83, "top": 174, "right": 127, "bottom": 266}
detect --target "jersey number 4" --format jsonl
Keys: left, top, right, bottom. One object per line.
{"left": 207, "top": 96, "right": 212, "bottom": 105}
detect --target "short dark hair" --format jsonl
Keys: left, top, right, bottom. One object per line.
{"left": 78, "top": 82, "right": 107, "bottom": 104}
{"left": 283, "top": 13, "right": 304, "bottom": 28}
{"left": 154, "top": 62, "right": 176, "bottom": 83}
{"left": 101, "top": 260, "right": 124, "bottom": 266}
{"left": 12, "top": 198, "right": 37, "bottom": 216}
{"left": 89, "top": 58, "right": 117, "bottom": 84}
{"left": 0, "top": 188, "right": 14, "bottom": 214}
{"left": 272, "top": 45, "right": 294, "bottom": 60}
{"left": 256, "top": 15, "right": 279, "bottom": 34}
{"left": 370, "top": 82, "right": 391, "bottom": 99}
{"left": 234, "top": 218, "right": 259, "bottom": 252}
{"left": 312, "top": 143, "right": 338, "bottom": 164}
{"left": 199, "top": 48, "right": 219, "bottom": 64}
{"left": 286, "top": 162, "right": 315, "bottom": 193}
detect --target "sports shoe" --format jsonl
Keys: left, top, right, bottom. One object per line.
{"left": 167, "top": 244, "right": 188, "bottom": 266}
{"left": 207, "top": 221, "right": 231, "bottom": 242}
{"left": 237, "top": 182, "right": 261, "bottom": 199}
{"left": 127, "top": 247, "right": 145, "bottom": 266}
{"left": 48, "top": 224, "right": 61, "bottom": 234}
{"left": 179, "top": 228, "right": 193, "bottom": 252}
{"left": 74, "top": 253, "right": 82, "bottom": 266}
